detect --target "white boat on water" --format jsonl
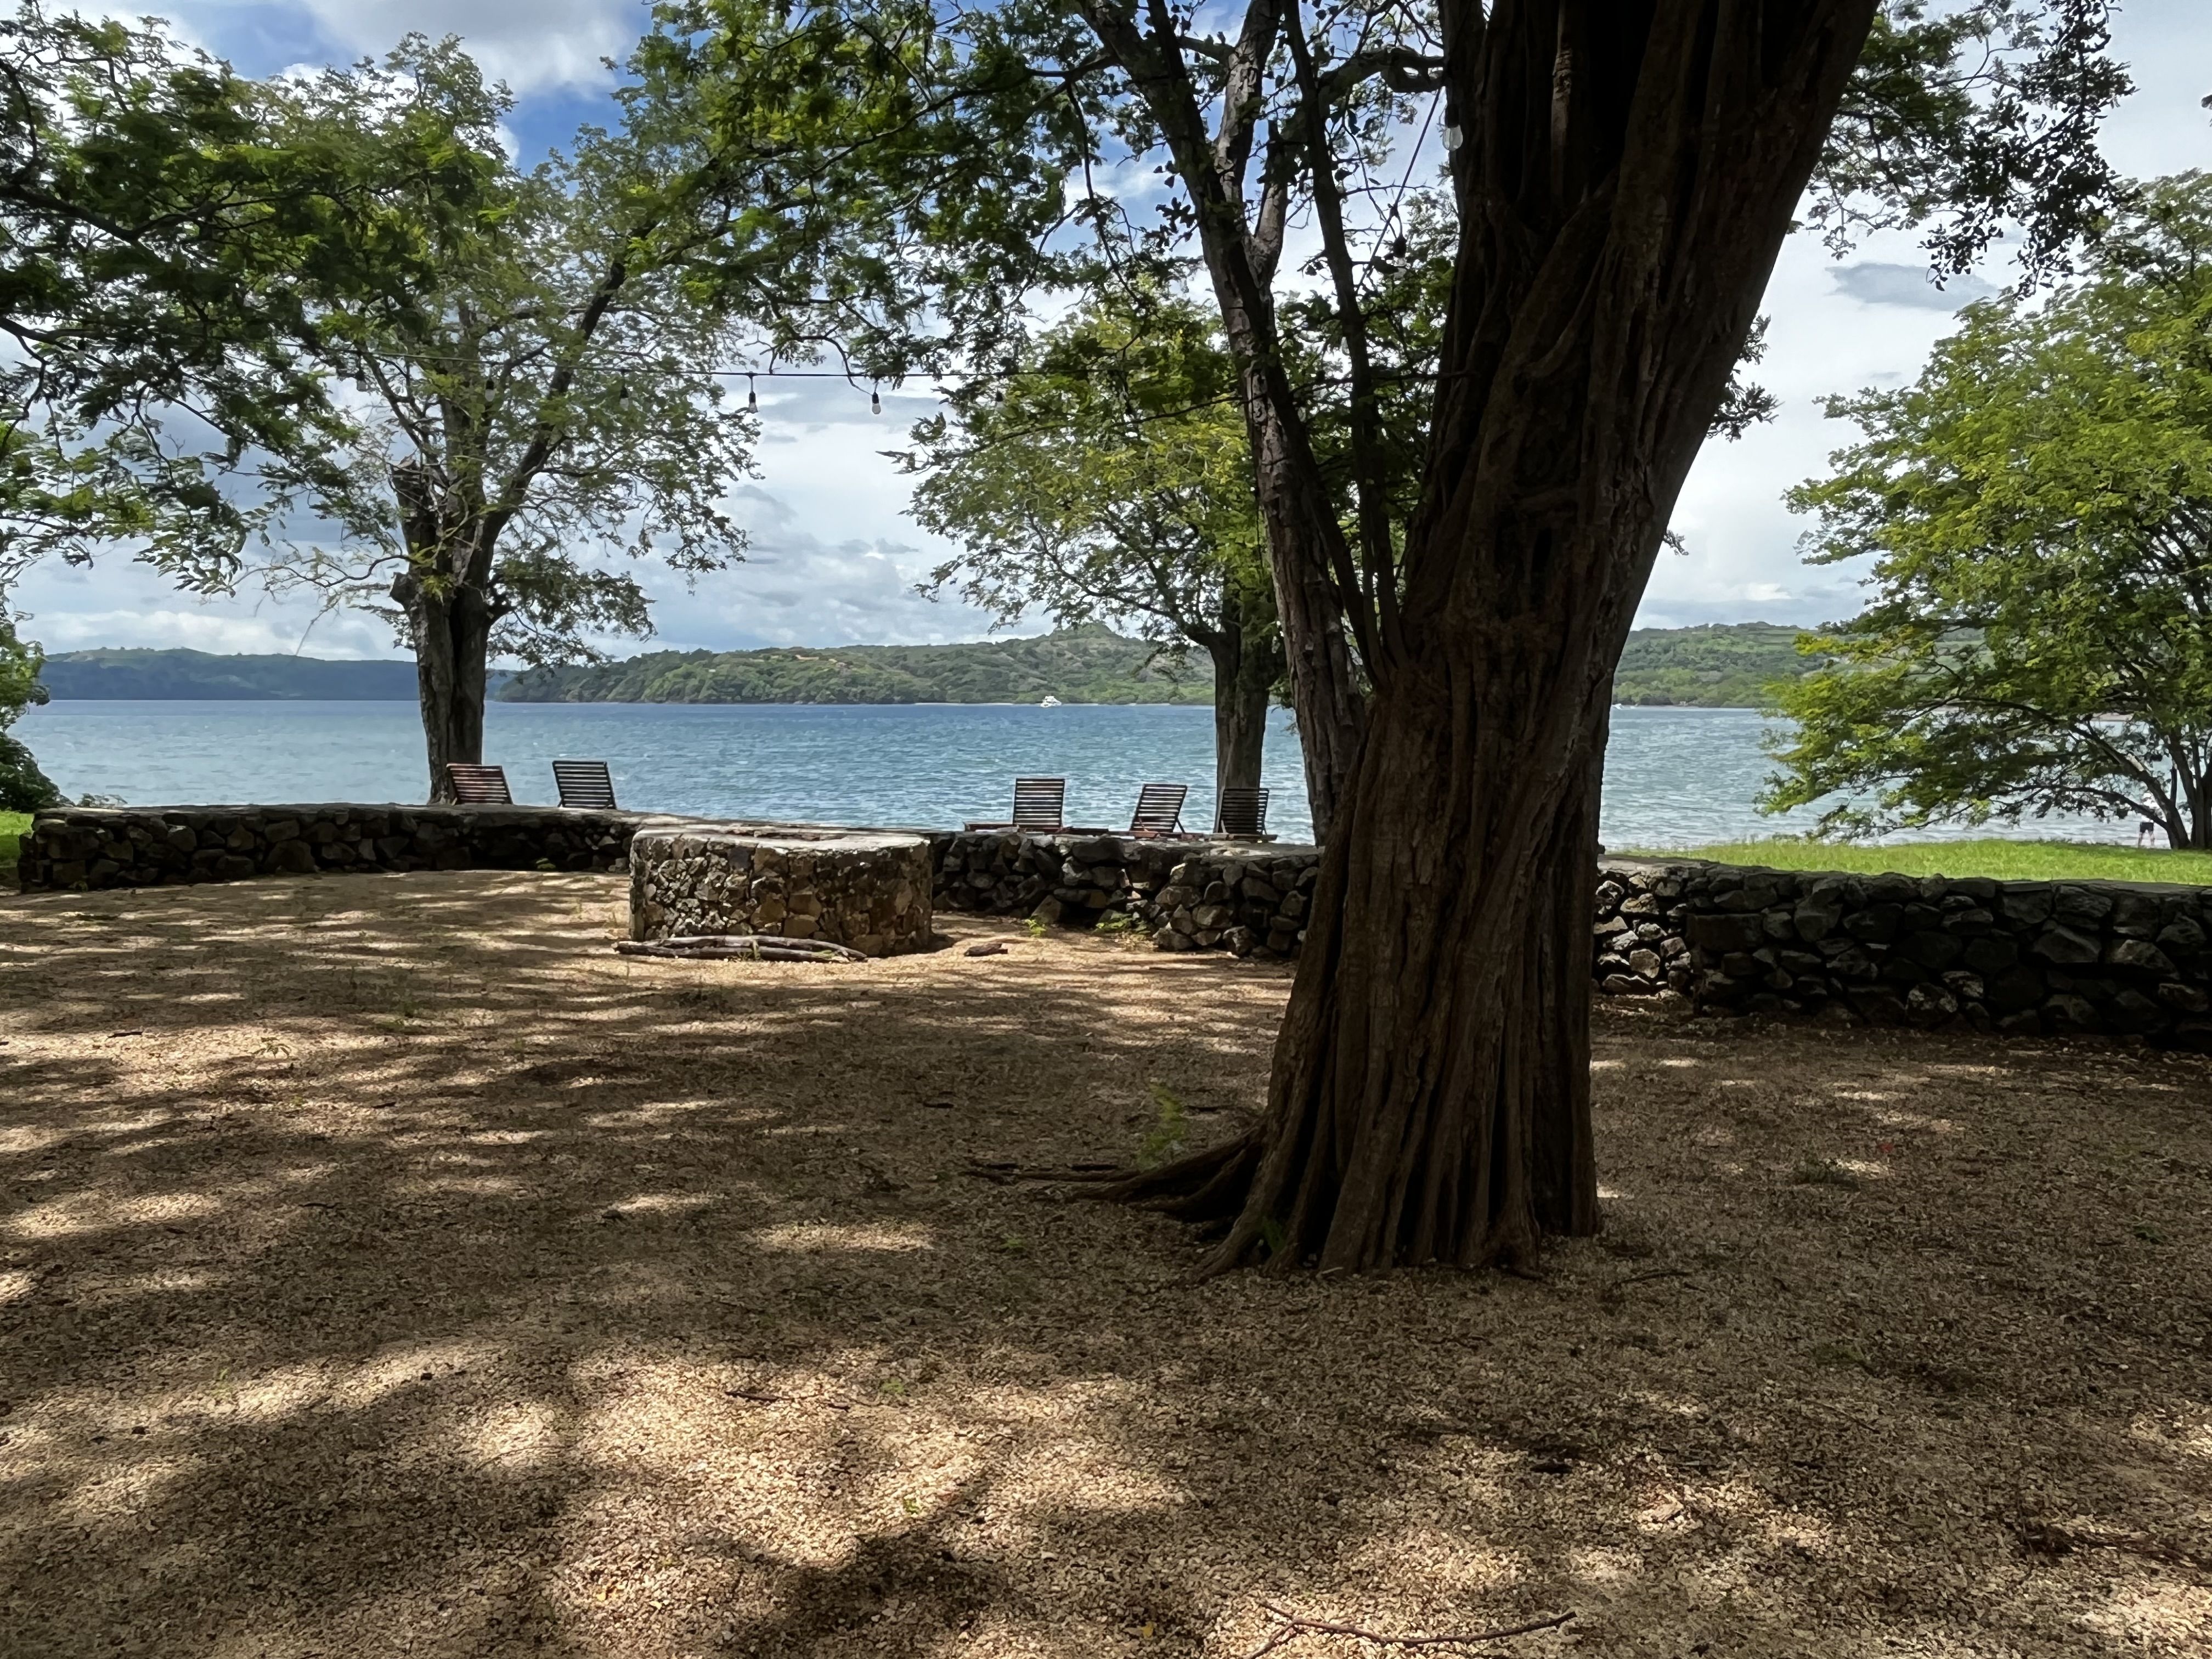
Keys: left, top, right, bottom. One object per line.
{"left": 1039, "top": 695, "right": 1062, "bottom": 707}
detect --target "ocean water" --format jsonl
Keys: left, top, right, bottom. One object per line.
{"left": 14, "top": 699, "right": 2135, "bottom": 849}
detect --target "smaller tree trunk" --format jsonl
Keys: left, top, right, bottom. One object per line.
{"left": 1212, "top": 649, "right": 1271, "bottom": 802}
{"left": 1200, "top": 585, "right": 1284, "bottom": 803}
{"left": 393, "top": 568, "right": 495, "bottom": 805}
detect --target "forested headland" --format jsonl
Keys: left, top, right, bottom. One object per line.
{"left": 37, "top": 622, "right": 1819, "bottom": 707}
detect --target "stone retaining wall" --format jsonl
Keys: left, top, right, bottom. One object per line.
{"left": 1595, "top": 857, "right": 2212, "bottom": 1048}
{"left": 16, "top": 803, "right": 640, "bottom": 888}
{"left": 932, "top": 832, "right": 2212, "bottom": 1047}
{"left": 21, "top": 806, "right": 2211, "bottom": 1046}
{"left": 929, "top": 830, "right": 1322, "bottom": 958}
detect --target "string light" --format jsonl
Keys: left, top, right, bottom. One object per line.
{"left": 870, "top": 386, "right": 882, "bottom": 415}
{"left": 746, "top": 374, "right": 757, "bottom": 411}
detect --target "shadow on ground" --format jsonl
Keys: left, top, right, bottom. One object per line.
{"left": 1, "top": 870, "right": 2207, "bottom": 1657}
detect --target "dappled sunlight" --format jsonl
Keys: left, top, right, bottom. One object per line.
{"left": 2, "top": 870, "right": 2207, "bottom": 1656}
{"left": 751, "top": 1221, "right": 939, "bottom": 1252}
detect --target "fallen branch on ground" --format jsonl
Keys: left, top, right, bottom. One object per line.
{"left": 615, "top": 935, "right": 867, "bottom": 964}
{"left": 1243, "top": 1604, "right": 1574, "bottom": 1658}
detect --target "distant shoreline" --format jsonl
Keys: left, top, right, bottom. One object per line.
{"left": 28, "top": 696, "right": 1780, "bottom": 711}
{"left": 36, "top": 622, "right": 1814, "bottom": 708}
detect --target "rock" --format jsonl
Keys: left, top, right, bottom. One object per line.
{"left": 2157, "top": 915, "right": 2207, "bottom": 953}
{"left": 1904, "top": 983, "right": 1958, "bottom": 1026}
{"left": 2104, "top": 938, "right": 2178, "bottom": 978}
{"left": 2155, "top": 981, "right": 2211, "bottom": 1015}
{"left": 1962, "top": 935, "right": 2019, "bottom": 974}
{"left": 265, "top": 839, "right": 319, "bottom": 875}
{"left": 1843, "top": 904, "right": 1902, "bottom": 945}
{"left": 2030, "top": 926, "right": 2102, "bottom": 966}
{"left": 1903, "top": 930, "right": 1964, "bottom": 971}
{"left": 1939, "top": 970, "right": 1986, "bottom": 1004}
{"left": 964, "top": 941, "right": 1008, "bottom": 957}
{"left": 2107, "top": 988, "right": 2165, "bottom": 1034}
{"left": 2052, "top": 884, "right": 2114, "bottom": 925}
{"left": 2042, "top": 993, "right": 2099, "bottom": 1032}
{"left": 1686, "top": 913, "right": 1763, "bottom": 953}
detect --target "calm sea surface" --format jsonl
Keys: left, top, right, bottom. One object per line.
{"left": 15, "top": 699, "right": 2131, "bottom": 849}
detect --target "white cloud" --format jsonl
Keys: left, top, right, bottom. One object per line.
{"left": 12, "top": 557, "right": 402, "bottom": 657}
{"left": 1829, "top": 261, "right": 1995, "bottom": 310}
{"left": 292, "top": 0, "right": 641, "bottom": 94}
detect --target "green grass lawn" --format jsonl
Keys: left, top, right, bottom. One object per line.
{"left": 0, "top": 809, "right": 30, "bottom": 877}
{"left": 1617, "top": 836, "right": 2212, "bottom": 884}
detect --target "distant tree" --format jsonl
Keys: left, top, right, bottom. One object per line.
{"left": 0, "top": 2, "right": 480, "bottom": 578}
{"left": 149, "top": 4, "right": 1076, "bottom": 802}
{"left": 1771, "top": 173, "right": 2212, "bottom": 851}
{"left": 904, "top": 291, "right": 1283, "bottom": 798}
{"left": 0, "top": 605, "right": 60, "bottom": 810}
{"left": 155, "top": 38, "right": 767, "bottom": 798}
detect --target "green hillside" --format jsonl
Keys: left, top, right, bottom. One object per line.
{"left": 41, "top": 648, "right": 424, "bottom": 700}
{"left": 36, "top": 623, "right": 1821, "bottom": 708}
{"left": 1612, "top": 622, "right": 1819, "bottom": 707}
{"left": 498, "top": 625, "right": 1208, "bottom": 705}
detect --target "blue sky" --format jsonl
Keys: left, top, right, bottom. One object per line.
{"left": 14, "top": 0, "right": 2212, "bottom": 659}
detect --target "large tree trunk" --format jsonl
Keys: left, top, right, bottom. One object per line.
{"left": 1114, "top": 1, "right": 1881, "bottom": 1272}
{"left": 399, "top": 573, "right": 494, "bottom": 803}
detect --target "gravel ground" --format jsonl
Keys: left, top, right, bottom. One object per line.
{"left": 1, "top": 870, "right": 2207, "bottom": 1658}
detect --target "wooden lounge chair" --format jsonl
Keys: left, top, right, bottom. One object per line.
{"left": 552, "top": 760, "right": 618, "bottom": 809}
{"left": 1214, "top": 786, "right": 1272, "bottom": 840}
{"left": 445, "top": 763, "right": 512, "bottom": 804}
{"left": 1127, "top": 782, "right": 1188, "bottom": 837}
{"left": 964, "top": 776, "right": 1066, "bottom": 832}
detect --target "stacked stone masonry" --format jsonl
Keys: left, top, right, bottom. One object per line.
{"left": 16, "top": 803, "right": 637, "bottom": 888}
{"left": 929, "top": 830, "right": 1321, "bottom": 958}
{"left": 1595, "top": 856, "right": 2212, "bottom": 1050}
{"left": 629, "top": 827, "right": 932, "bottom": 956}
{"left": 20, "top": 807, "right": 2212, "bottom": 1045}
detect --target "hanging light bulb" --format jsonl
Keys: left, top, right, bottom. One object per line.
{"left": 746, "top": 375, "right": 757, "bottom": 411}
{"left": 870, "top": 386, "right": 882, "bottom": 415}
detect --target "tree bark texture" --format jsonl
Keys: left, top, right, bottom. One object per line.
{"left": 400, "top": 577, "right": 494, "bottom": 803}
{"left": 1204, "top": 584, "right": 1284, "bottom": 800}
{"left": 1173, "top": 0, "right": 1883, "bottom": 1272}
{"left": 390, "top": 457, "right": 503, "bottom": 804}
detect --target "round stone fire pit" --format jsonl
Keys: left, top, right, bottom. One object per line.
{"left": 628, "top": 826, "right": 932, "bottom": 957}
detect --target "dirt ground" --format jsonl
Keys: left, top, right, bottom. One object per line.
{"left": 2, "top": 870, "right": 2208, "bottom": 1659}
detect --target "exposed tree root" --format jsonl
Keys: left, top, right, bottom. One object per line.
{"left": 962, "top": 1129, "right": 1261, "bottom": 1224}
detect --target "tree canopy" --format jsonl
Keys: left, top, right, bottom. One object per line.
{"left": 0, "top": 606, "right": 59, "bottom": 810}
{"left": 0, "top": 2, "right": 487, "bottom": 577}
{"left": 904, "top": 288, "right": 1282, "bottom": 791}
{"left": 1770, "top": 172, "right": 2212, "bottom": 850}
